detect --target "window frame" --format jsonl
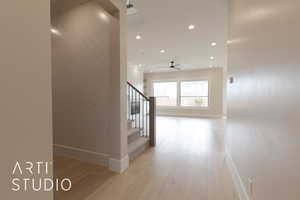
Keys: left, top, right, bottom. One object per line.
{"left": 179, "top": 80, "right": 210, "bottom": 108}
{"left": 151, "top": 79, "right": 210, "bottom": 109}
{"left": 152, "top": 81, "right": 178, "bottom": 107}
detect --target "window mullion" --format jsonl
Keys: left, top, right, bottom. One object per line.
{"left": 178, "top": 81, "right": 181, "bottom": 107}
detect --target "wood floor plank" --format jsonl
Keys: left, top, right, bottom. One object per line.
{"left": 54, "top": 117, "right": 236, "bottom": 200}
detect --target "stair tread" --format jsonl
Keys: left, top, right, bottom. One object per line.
{"left": 128, "top": 128, "right": 140, "bottom": 136}
{"left": 127, "top": 120, "right": 134, "bottom": 129}
{"left": 128, "top": 137, "right": 149, "bottom": 154}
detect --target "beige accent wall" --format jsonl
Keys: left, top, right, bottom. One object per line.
{"left": 144, "top": 68, "right": 224, "bottom": 118}
{"left": 52, "top": 0, "right": 128, "bottom": 168}
{"left": 0, "top": 0, "right": 53, "bottom": 199}
{"left": 227, "top": 0, "right": 300, "bottom": 199}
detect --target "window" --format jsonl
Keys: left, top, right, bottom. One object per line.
{"left": 180, "top": 81, "right": 209, "bottom": 107}
{"left": 153, "top": 82, "right": 177, "bottom": 106}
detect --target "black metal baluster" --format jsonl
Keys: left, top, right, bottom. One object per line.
{"left": 139, "top": 94, "right": 141, "bottom": 133}
{"left": 130, "top": 87, "right": 132, "bottom": 121}
{"left": 135, "top": 90, "right": 137, "bottom": 128}
{"left": 132, "top": 88, "right": 134, "bottom": 122}
{"left": 137, "top": 93, "right": 139, "bottom": 130}
{"left": 133, "top": 90, "right": 135, "bottom": 127}
{"left": 146, "top": 101, "right": 148, "bottom": 137}
{"left": 127, "top": 85, "right": 130, "bottom": 120}
{"left": 132, "top": 89, "right": 135, "bottom": 126}
{"left": 142, "top": 98, "right": 145, "bottom": 136}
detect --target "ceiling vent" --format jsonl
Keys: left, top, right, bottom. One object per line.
{"left": 126, "top": 0, "right": 138, "bottom": 16}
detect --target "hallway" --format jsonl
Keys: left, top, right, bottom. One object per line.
{"left": 54, "top": 117, "right": 235, "bottom": 200}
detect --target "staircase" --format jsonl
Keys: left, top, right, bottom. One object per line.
{"left": 127, "top": 82, "right": 156, "bottom": 160}
{"left": 127, "top": 120, "right": 149, "bottom": 160}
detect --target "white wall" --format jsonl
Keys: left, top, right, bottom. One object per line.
{"left": 0, "top": 0, "right": 53, "bottom": 199}
{"left": 144, "top": 68, "right": 224, "bottom": 118}
{"left": 227, "top": 0, "right": 300, "bottom": 199}
{"left": 127, "top": 65, "right": 144, "bottom": 92}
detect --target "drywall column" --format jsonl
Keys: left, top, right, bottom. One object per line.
{"left": 109, "top": 0, "right": 129, "bottom": 173}
{"left": 52, "top": 0, "right": 128, "bottom": 173}
{"left": 0, "top": 0, "right": 53, "bottom": 199}
{"left": 227, "top": 0, "right": 300, "bottom": 199}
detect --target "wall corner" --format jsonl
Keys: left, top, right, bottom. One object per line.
{"left": 109, "top": 155, "right": 129, "bottom": 173}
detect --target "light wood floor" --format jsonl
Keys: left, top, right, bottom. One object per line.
{"left": 54, "top": 117, "right": 237, "bottom": 200}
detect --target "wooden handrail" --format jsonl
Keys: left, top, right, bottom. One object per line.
{"left": 127, "top": 81, "right": 149, "bottom": 101}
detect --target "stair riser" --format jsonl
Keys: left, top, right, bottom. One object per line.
{"left": 128, "top": 131, "right": 140, "bottom": 144}
{"left": 127, "top": 121, "right": 134, "bottom": 129}
{"left": 129, "top": 141, "right": 149, "bottom": 161}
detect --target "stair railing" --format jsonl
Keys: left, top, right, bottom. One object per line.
{"left": 127, "top": 82, "right": 156, "bottom": 146}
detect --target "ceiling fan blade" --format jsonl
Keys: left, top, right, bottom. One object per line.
{"left": 169, "top": 66, "right": 181, "bottom": 70}
{"left": 154, "top": 66, "right": 169, "bottom": 69}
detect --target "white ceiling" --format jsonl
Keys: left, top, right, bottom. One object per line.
{"left": 127, "top": 0, "right": 228, "bottom": 72}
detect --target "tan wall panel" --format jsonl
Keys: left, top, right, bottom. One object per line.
{"left": 0, "top": 0, "right": 53, "bottom": 199}
{"left": 52, "top": 0, "right": 128, "bottom": 163}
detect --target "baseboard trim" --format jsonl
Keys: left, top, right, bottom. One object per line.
{"left": 54, "top": 144, "right": 109, "bottom": 167}
{"left": 225, "top": 149, "right": 250, "bottom": 200}
{"left": 157, "top": 113, "right": 222, "bottom": 118}
{"left": 109, "top": 155, "right": 129, "bottom": 173}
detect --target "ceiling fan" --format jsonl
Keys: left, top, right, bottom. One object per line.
{"left": 126, "top": 0, "right": 138, "bottom": 15}
{"left": 156, "top": 61, "right": 182, "bottom": 71}
{"left": 126, "top": 0, "right": 133, "bottom": 9}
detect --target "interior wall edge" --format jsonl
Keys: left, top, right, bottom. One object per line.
{"left": 109, "top": 154, "right": 129, "bottom": 173}
{"left": 225, "top": 148, "right": 250, "bottom": 200}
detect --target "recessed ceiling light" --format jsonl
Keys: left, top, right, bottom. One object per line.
{"left": 136, "top": 35, "right": 141, "bottom": 40}
{"left": 50, "top": 28, "right": 61, "bottom": 35}
{"left": 188, "top": 24, "right": 195, "bottom": 30}
{"left": 211, "top": 42, "right": 217, "bottom": 46}
{"left": 160, "top": 49, "right": 165, "bottom": 53}
{"left": 138, "top": 64, "right": 142, "bottom": 67}
{"left": 210, "top": 56, "right": 215, "bottom": 60}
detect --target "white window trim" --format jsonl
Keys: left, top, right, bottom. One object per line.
{"left": 151, "top": 78, "right": 211, "bottom": 110}
{"left": 153, "top": 81, "right": 178, "bottom": 107}
{"left": 179, "top": 80, "right": 210, "bottom": 108}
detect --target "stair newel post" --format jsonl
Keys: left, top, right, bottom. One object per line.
{"left": 127, "top": 84, "right": 128, "bottom": 119}
{"left": 149, "top": 97, "right": 156, "bottom": 147}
